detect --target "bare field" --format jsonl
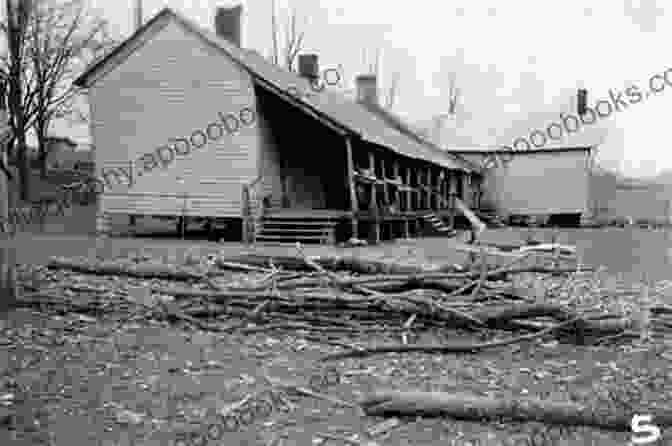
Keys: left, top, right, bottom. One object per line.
{"left": 0, "top": 229, "right": 670, "bottom": 445}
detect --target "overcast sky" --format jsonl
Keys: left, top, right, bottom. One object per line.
{"left": 68, "top": 0, "right": 672, "bottom": 177}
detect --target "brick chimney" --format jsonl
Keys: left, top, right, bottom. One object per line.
{"left": 134, "top": 0, "right": 143, "bottom": 31}
{"left": 298, "top": 54, "right": 319, "bottom": 80}
{"left": 214, "top": 4, "right": 243, "bottom": 47}
{"left": 577, "top": 88, "right": 587, "bottom": 116}
{"left": 356, "top": 74, "right": 378, "bottom": 106}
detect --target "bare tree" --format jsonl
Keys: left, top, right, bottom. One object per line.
{"left": 382, "top": 71, "right": 400, "bottom": 110}
{"left": 4, "top": 0, "right": 31, "bottom": 201}
{"left": 270, "top": 0, "right": 278, "bottom": 65}
{"left": 27, "top": 0, "right": 114, "bottom": 178}
{"left": 0, "top": 0, "right": 28, "bottom": 304}
{"left": 270, "top": 1, "right": 305, "bottom": 72}
{"left": 0, "top": 79, "right": 16, "bottom": 303}
{"left": 0, "top": 0, "right": 114, "bottom": 196}
{"left": 447, "top": 73, "right": 461, "bottom": 116}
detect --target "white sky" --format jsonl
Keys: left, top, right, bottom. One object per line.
{"left": 65, "top": 0, "right": 672, "bottom": 177}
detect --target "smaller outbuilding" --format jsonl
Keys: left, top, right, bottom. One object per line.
{"left": 450, "top": 146, "right": 596, "bottom": 226}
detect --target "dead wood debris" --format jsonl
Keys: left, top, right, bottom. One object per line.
{"left": 359, "top": 390, "right": 672, "bottom": 431}
{"left": 12, "top": 246, "right": 670, "bottom": 356}
{"left": 7, "top": 245, "right": 672, "bottom": 439}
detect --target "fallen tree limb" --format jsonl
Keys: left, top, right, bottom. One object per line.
{"left": 48, "top": 254, "right": 589, "bottom": 288}
{"left": 295, "top": 246, "right": 380, "bottom": 297}
{"left": 321, "top": 317, "right": 584, "bottom": 361}
{"left": 517, "top": 243, "right": 577, "bottom": 256}
{"left": 48, "top": 257, "right": 209, "bottom": 281}
{"left": 312, "top": 255, "right": 455, "bottom": 275}
{"left": 229, "top": 266, "right": 592, "bottom": 292}
{"left": 471, "top": 303, "right": 574, "bottom": 324}
{"left": 469, "top": 246, "right": 488, "bottom": 300}
{"left": 217, "top": 254, "right": 456, "bottom": 275}
{"left": 215, "top": 261, "right": 275, "bottom": 273}
{"left": 359, "top": 390, "right": 672, "bottom": 431}
{"left": 392, "top": 292, "right": 485, "bottom": 329}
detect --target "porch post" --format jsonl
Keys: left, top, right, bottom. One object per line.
{"left": 410, "top": 166, "right": 416, "bottom": 211}
{"left": 381, "top": 157, "right": 389, "bottom": 207}
{"left": 448, "top": 171, "right": 457, "bottom": 229}
{"left": 241, "top": 184, "right": 251, "bottom": 244}
{"left": 429, "top": 167, "right": 436, "bottom": 211}
{"left": 425, "top": 168, "right": 430, "bottom": 210}
{"left": 392, "top": 159, "right": 400, "bottom": 210}
{"left": 404, "top": 164, "right": 411, "bottom": 212}
{"left": 415, "top": 167, "right": 420, "bottom": 209}
{"left": 424, "top": 166, "right": 431, "bottom": 210}
{"left": 380, "top": 156, "right": 388, "bottom": 240}
{"left": 412, "top": 166, "right": 419, "bottom": 235}
{"left": 441, "top": 169, "right": 447, "bottom": 210}
{"left": 462, "top": 171, "right": 470, "bottom": 206}
{"left": 368, "top": 151, "right": 380, "bottom": 243}
{"left": 403, "top": 163, "right": 410, "bottom": 238}
{"left": 345, "top": 136, "right": 358, "bottom": 239}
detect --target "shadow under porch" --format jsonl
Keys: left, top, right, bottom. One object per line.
{"left": 253, "top": 86, "right": 352, "bottom": 243}
{"left": 251, "top": 86, "right": 482, "bottom": 244}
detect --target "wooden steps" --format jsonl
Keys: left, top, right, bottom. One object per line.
{"left": 420, "top": 213, "right": 457, "bottom": 237}
{"left": 255, "top": 212, "right": 341, "bottom": 244}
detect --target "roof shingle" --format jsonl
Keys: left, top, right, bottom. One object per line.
{"left": 74, "top": 8, "right": 478, "bottom": 173}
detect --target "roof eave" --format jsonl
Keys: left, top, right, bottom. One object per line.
{"left": 74, "top": 8, "right": 175, "bottom": 88}
{"left": 71, "top": 6, "right": 476, "bottom": 173}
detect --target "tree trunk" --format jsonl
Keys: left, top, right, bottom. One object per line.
{"left": 360, "top": 390, "right": 672, "bottom": 432}
{"left": 0, "top": 148, "right": 17, "bottom": 307}
{"left": 38, "top": 136, "right": 48, "bottom": 179}
{"left": 0, "top": 241, "right": 17, "bottom": 307}
{"left": 39, "top": 151, "right": 47, "bottom": 179}
{"left": 6, "top": 0, "right": 31, "bottom": 202}
{"left": 16, "top": 134, "right": 30, "bottom": 201}
{"left": 35, "top": 120, "right": 50, "bottom": 179}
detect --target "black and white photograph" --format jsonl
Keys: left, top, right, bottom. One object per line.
{"left": 0, "top": 0, "right": 671, "bottom": 444}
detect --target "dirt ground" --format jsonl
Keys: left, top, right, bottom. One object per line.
{"left": 1, "top": 233, "right": 671, "bottom": 445}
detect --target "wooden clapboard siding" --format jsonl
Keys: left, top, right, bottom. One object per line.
{"left": 459, "top": 151, "right": 590, "bottom": 215}
{"left": 500, "top": 150, "right": 590, "bottom": 215}
{"left": 89, "top": 18, "right": 260, "bottom": 217}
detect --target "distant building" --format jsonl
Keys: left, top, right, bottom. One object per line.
{"left": 450, "top": 146, "right": 596, "bottom": 225}
{"left": 45, "top": 136, "right": 92, "bottom": 171}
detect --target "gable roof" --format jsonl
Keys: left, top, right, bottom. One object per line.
{"left": 74, "top": 8, "right": 478, "bottom": 174}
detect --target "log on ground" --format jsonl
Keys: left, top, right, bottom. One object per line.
{"left": 47, "top": 257, "right": 207, "bottom": 281}
{"left": 216, "top": 254, "right": 457, "bottom": 275}
{"left": 360, "top": 390, "right": 672, "bottom": 432}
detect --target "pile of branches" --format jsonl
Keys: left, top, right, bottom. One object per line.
{"left": 14, "top": 241, "right": 672, "bottom": 358}
{"left": 13, "top": 244, "right": 672, "bottom": 435}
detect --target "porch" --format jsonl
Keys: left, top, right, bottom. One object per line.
{"left": 244, "top": 85, "right": 483, "bottom": 244}
{"left": 251, "top": 202, "right": 480, "bottom": 245}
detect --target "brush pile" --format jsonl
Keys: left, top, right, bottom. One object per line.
{"left": 10, "top": 241, "right": 672, "bottom": 437}
{"left": 14, "top": 240, "right": 672, "bottom": 354}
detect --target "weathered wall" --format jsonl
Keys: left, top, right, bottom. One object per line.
{"left": 457, "top": 151, "right": 591, "bottom": 215}
{"left": 89, "top": 16, "right": 261, "bottom": 217}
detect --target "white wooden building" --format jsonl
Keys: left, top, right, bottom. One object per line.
{"left": 74, "top": 7, "right": 481, "bottom": 242}
{"left": 451, "top": 146, "right": 595, "bottom": 222}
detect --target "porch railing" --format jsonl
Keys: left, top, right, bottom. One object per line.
{"left": 242, "top": 175, "right": 266, "bottom": 243}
